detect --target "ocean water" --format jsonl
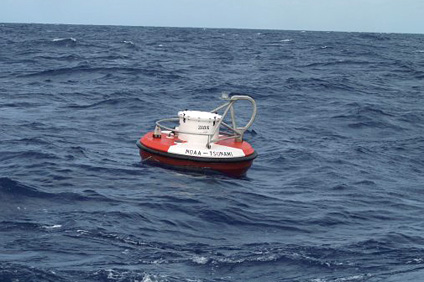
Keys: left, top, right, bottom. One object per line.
{"left": 1, "top": 23, "right": 424, "bottom": 281}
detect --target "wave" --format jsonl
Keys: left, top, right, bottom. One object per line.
{"left": 19, "top": 65, "right": 183, "bottom": 80}
{"left": 0, "top": 263, "right": 170, "bottom": 282}
{"left": 52, "top": 37, "right": 77, "bottom": 43}
{"left": 66, "top": 97, "right": 151, "bottom": 109}
{"left": 331, "top": 103, "right": 405, "bottom": 130}
{"left": 186, "top": 243, "right": 356, "bottom": 271}
{"left": 1, "top": 137, "right": 50, "bottom": 146}
{"left": 196, "top": 208, "right": 309, "bottom": 233}
{"left": 0, "top": 263, "right": 62, "bottom": 282}
{"left": 0, "top": 102, "right": 39, "bottom": 108}
{"left": 301, "top": 59, "right": 375, "bottom": 68}
{"left": 51, "top": 37, "right": 77, "bottom": 47}
{"left": 0, "top": 177, "right": 50, "bottom": 198}
{"left": 0, "top": 151, "right": 60, "bottom": 162}
{"left": 284, "top": 76, "right": 357, "bottom": 92}
{"left": 0, "top": 177, "right": 114, "bottom": 203}
{"left": 34, "top": 54, "right": 82, "bottom": 61}
{"left": 357, "top": 32, "right": 393, "bottom": 41}
{"left": 88, "top": 270, "right": 168, "bottom": 282}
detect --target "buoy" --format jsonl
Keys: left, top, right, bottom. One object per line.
{"left": 137, "top": 93, "right": 257, "bottom": 176}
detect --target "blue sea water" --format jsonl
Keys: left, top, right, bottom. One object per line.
{"left": 1, "top": 23, "right": 424, "bottom": 281}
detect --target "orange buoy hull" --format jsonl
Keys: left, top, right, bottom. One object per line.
{"left": 137, "top": 132, "right": 257, "bottom": 177}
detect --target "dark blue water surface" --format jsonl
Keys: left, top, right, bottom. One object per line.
{"left": 1, "top": 23, "right": 424, "bottom": 281}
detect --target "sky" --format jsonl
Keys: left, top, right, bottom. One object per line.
{"left": 1, "top": 0, "right": 423, "bottom": 34}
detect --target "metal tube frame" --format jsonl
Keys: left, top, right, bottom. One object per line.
{"left": 155, "top": 94, "right": 257, "bottom": 148}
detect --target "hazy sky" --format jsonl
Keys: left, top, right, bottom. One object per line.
{"left": 1, "top": 0, "right": 423, "bottom": 34}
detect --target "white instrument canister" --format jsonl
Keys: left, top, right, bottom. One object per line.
{"left": 177, "top": 111, "right": 221, "bottom": 145}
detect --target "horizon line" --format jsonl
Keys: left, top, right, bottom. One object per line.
{"left": 1, "top": 21, "right": 423, "bottom": 36}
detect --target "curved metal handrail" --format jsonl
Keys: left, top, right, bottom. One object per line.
{"left": 153, "top": 93, "right": 257, "bottom": 148}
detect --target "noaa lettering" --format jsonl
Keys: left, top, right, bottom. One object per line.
{"left": 198, "top": 125, "right": 209, "bottom": 130}
{"left": 185, "top": 149, "right": 202, "bottom": 156}
{"left": 184, "top": 149, "right": 233, "bottom": 157}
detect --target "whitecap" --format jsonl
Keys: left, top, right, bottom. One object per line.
{"left": 43, "top": 224, "right": 62, "bottom": 229}
{"left": 142, "top": 274, "right": 160, "bottom": 282}
{"left": 76, "top": 229, "right": 89, "bottom": 235}
{"left": 52, "top": 37, "right": 76, "bottom": 42}
{"left": 192, "top": 255, "right": 209, "bottom": 264}
{"left": 407, "top": 257, "right": 423, "bottom": 263}
{"left": 280, "top": 39, "right": 293, "bottom": 42}
{"left": 105, "top": 269, "right": 119, "bottom": 280}
{"left": 336, "top": 274, "right": 367, "bottom": 281}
